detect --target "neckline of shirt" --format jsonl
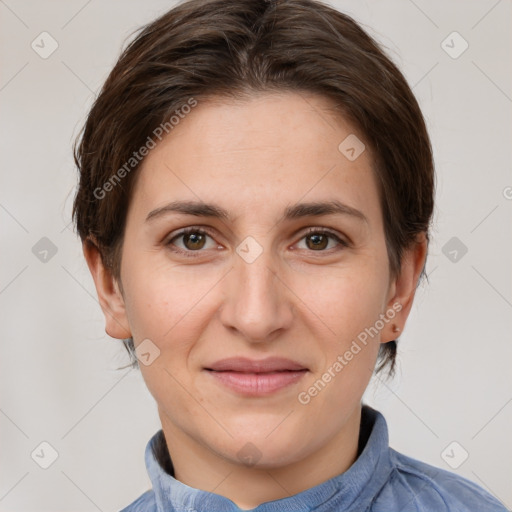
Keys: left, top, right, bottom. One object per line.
{"left": 144, "top": 404, "right": 393, "bottom": 512}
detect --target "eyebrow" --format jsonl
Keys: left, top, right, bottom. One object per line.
{"left": 145, "top": 199, "right": 368, "bottom": 225}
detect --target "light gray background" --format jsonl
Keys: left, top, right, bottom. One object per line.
{"left": 1, "top": 1, "right": 511, "bottom": 510}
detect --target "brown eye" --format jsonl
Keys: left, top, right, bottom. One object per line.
{"left": 305, "top": 233, "right": 329, "bottom": 250}
{"left": 182, "top": 231, "right": 207, "bottom": 250}
{"left": 296, "top": 228, "right": 348, "bottom": 253}
{"left": 166, "top": 228, "right": 218, "bottom": 258}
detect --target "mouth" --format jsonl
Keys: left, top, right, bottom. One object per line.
{"left": 203, "top": 357, "right": 309, "bottom": 396}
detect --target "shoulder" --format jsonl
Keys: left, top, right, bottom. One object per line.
{"left": 119, "top": 489, "right": 156, "bottom": 512}
{"left": 371, "top": 448, "right": 507, "bottom": 512}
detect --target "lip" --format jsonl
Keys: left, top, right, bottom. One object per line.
{"left": 203, "top": 357, "right": 309, "bottom": 396}
{"left": 205, "top": 356, "right": 308, "bottom": 373}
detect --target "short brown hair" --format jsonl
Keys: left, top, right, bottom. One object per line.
{"left": 72, "top": 0, "right": 435, "bottom": 376}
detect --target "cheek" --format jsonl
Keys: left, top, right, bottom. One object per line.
{"left": 122, "top": 241, "right": 389, "bottom": 351}
{"left": 291, "top": 258, "right": 388, "bottom": 339}
{"left": 121, "top": 251, "right": 220, "bottom": 341}
{"left": 290, "top": 255, "right": 387, "bottom": 403}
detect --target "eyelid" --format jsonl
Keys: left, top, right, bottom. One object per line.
{"left": 165, "top": 226, "right": 220, "bottom": 257}
{"left": 165, "top": 225, "right": 350, "bottom": 257}
{"left": 298, "top": 227, "right": 350, "bottom": 246}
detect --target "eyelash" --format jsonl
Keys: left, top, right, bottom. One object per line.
{"left": 165, "top": 226, "right": 349, "bottom": 259}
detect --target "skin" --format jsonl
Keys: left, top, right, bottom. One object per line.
{"left": 84, "top": 91, "right": 427, "bottom": 510}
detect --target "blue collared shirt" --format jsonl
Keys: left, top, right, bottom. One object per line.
{"left": 120, "top": 405, "right": 507, "bottom": 511}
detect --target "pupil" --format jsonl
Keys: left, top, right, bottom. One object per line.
{"left": 186, "top": 233, "right": 204, "bottom": 249}
{"left": 309, "top": 234, "right": 327, "bottom": 250}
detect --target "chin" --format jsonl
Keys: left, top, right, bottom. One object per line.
{"left": 207, "top": 423, "right": 312, "bottom": 468}
{"left": 223, "top": 441, "right": 306, "bottom": 470}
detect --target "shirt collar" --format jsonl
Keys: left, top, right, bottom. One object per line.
{"left": 144, "top": 404, "right": 394, "bottom": 512}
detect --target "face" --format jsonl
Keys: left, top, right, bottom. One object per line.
{"left": 88, "top": 92, "right": 423, "bottom": 471}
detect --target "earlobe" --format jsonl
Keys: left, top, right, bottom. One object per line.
{"left": 82, "top": 238, "right": 132, "bottom": 340}
{"left": 382, "top": 232, "right": 428, "bottom": 343}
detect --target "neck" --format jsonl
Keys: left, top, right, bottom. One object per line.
{"left": 158, "top": 405, "right": 362, "bottom": 510}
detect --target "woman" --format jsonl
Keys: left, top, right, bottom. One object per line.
{"left": 72, "top": 0, "right": 507, "bottom": 510}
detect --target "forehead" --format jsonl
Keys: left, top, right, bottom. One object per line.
{"left": 129, "top": 92, "right": 382, "bottom": 230}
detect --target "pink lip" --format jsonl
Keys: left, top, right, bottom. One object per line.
{"left": 205, "top": 356, "right": 307, "bottom": 373}
{"left": 205, "top": 369, "right": 308, "bottom": 396}
{"left": 204, "top": 357, "right": 308, "bottom": 396}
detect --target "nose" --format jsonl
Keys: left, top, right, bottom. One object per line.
{"left": 219, "top": 244, "right": 294, "bottom": 343}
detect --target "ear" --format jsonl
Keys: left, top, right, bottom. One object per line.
{"left": 82, "top": 238, "right": 132, "bottom": 339}
{"left": 381, "top": 232, "right": 428, "bottom": 343}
